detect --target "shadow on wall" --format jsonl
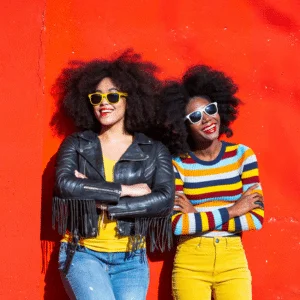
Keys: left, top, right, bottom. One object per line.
{"left": 40, "top": 71, "right": 76, "bottom": 299}
{"left": 40, "top": 154, "right": 69, "bottom": 300}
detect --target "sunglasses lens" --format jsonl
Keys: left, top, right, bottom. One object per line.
{"left": 90, "top": 94, "right": 102, "bottom": 105}
{"left": 205, "top": 103, "right": 217, "bottom": 115}
{"left": 189, "top": 111, "right": 202, "bottom": 123}
{"left": 107, "top": 93, "right": 120, "bottom": 103}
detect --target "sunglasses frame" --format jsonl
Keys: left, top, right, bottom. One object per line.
{"left": 185, "top": 102, "right": 218, "bottom": 124}
{"left": 88, "top": 91, "right": 128, "bottom": 106}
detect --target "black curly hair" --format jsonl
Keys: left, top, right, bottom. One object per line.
{"left": 50, "top": 49, "right": 161, "bottom": 137}
{"left": 158, "top": 65, "right": 241, "bottom": 155}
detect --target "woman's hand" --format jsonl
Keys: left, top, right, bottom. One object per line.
{"left": 74, "top": 170, "right": 87, "bottom": 179}
{"left": 121, "top": 183, "right": 151, "bottom": 197}
{"left": 174, "top": 192, "right": 197, "bottom": 213}
{"left": 227, "top": 184, "right": 264, "bottom": 218}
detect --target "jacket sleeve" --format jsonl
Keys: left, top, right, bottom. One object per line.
{"left": 55, "top": 134, "right": 121, "bottom": 204}
{"left": 107, "top": 142, "right": 175, "bottom": 219}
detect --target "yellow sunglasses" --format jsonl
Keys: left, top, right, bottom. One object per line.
{"left": 88, "top": 92, "right": 128, "bottom": 106}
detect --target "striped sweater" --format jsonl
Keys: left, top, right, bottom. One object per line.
{"left": 172, "top": 141, "right": 264, "bottom": 237}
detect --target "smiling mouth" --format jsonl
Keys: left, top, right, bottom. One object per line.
{"left": 202, "top": 124, "right": 217, "bottom": 134}
{"left": 99, "top": 108, "right": 114, "bottom": 117}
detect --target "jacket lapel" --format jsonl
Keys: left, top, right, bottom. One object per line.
{"left": 76, "top": 131, "right": 153, "bottom": 176}
{"left": 77, "top": 131, "right": 105, "bottom": 179}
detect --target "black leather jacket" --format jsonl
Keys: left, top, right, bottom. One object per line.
{"left": 53, "top": 130, "right": 175, "bottom": 247}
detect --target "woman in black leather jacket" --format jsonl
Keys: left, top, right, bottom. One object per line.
{"left": 52, "top": 50, "right": 175, "bottom": 300}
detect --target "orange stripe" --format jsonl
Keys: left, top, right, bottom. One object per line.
{"left": 182, "top": 214, "right": 190, "bottom": 234}
{"left": 245, "top": 212, "right": 255, "bottom": 230}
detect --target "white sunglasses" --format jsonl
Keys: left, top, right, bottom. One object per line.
{"left": 185, "top": 102, "right": 218, "bottom": 124}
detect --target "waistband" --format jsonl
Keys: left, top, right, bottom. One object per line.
{"left": 177, "top": 235, "right": 242, "bottom": 248}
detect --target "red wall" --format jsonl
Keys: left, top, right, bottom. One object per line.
{"left": 0, "top": 1, "right": 45, "bottom": 299}
{"left": 1, "top": 0, "right": 300, "bottom": 299}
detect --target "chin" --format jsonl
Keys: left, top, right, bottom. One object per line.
{"left": 202, "top": 132, "right": 219, "bottom": 141}
{"left": 100, "top": 117, "right": 124, "bottom": 127}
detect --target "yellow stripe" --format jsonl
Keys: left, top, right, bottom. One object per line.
{"left": 226, "top": 144, "right": 238, "bottom": 152}
{"left": 243, "top": 148, "right": 255, "bottom": 160}
{"left": 172, "top": 160, "right": 182, "bottom": 170}
{"left": 175, "top": 178, "right": 183, "bottom": 186}
{"left": 184, "top": 181, "right": 242, "bottom": 195}
{"left": 173, "top": 147, "right": 254, "bottom": 177}
{"left": 183, "top": 161, "right": 242, "bottom": 176}
{"left": 194, "top": 200, "right": 233, "bottom": 207}
{"left": 252, "top": 188, "right": 263, "bottom": 196}
{"left": 252, "top": 208, "right": 264, "bottom": 217}
{"left": 201, "top": 213, "right": 209, "bottom": 231}
{"left": 228, "top": 218, "right": 235, "bottom": 231}
{"left": 242, "top": 168, "right": 259, "bottom": 179}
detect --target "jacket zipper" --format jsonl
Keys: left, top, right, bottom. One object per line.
{"left": 83, "top": 186, "right": 121, "bottom": 194}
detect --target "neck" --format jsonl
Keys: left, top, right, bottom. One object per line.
{"left": 99, "top": 122, "right": 131, "bottom": 141}
{"left": 191, "top": 139, "right": 222, "bottom": 160}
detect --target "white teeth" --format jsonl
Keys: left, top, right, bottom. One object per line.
{"left": 101, "top": 109, "right": 113, "bottom": 113}
{"left": 203, "top": 124, "right": 215, "bottom": 131}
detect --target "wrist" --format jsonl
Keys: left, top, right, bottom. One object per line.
{"left": 227, "top": 206, "right": 237, "bottom": 218}
{"left": 121, "top": 185, "right": 129, "bottom": 197}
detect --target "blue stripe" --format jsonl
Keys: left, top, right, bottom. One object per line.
{"left": 194, "top": 213, "right": 202, "bottom": 232}
{"left": 184, "top": 175, "right": 241, "bottom": 189}
{"left": 178, "top": 145, "right": 247, "bottom": 170}
{"left": 174, "top": 216, "right": 183, "bottom": 235}
{"left": 251, "top": 213, "right": 263, "bottom": 230}
{"left": 175, "top": 172, "right": 181, "bottom": 179}
{"left": 234, "top": 216, "right": 242, "bottom": 231}
{"left": 219, "top": 208, "right": 230, "bottom": 224}
{"left": 190, "top": 195, "right": 241, "bottom": 204}
{"left": 242, "top": 183, "right": 261, "bottom": 193}
{"left": 243, "top": 161, "right": 258, "bottom": 172}
{"left": 212, "top": 209, "right": 223, "bottom": 228}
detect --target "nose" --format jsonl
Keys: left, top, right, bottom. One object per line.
{"left": 202, "top": 112, "right": 210, "bottom": 123}
{"left": 100, "top": 95, "right": 109, "bottom": 105}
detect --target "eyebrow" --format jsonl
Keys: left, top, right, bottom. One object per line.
{"left": 95, "top": 87, "right": 119, "bottom": 93}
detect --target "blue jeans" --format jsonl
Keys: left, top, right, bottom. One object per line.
{"left": 58, "top": 242, "right": 149, "bottom": 300}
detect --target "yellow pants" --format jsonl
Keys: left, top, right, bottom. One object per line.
{"left": 172, "top": 236, "right": 252, "bottom": 300}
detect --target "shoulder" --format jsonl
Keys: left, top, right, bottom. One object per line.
{"left": 222, "top": 141, "right": 255, "bottom": 155}
{"left": 172, "top": 155, "right": 185, "bottom": 169}
{"left": 135, "top": 133, "right": 169, "bottom": 152}
{"left": 60, "top": 130, "right": 97, "bottom": 148}
{"left": 236, "top": 143, "right": 256, "bottom": 156}
{"left": 229, "top": 142, "right": 258, "bottom": 165}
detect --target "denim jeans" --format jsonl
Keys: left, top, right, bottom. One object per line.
{"left": 172, "top": 236, "right": 252, "bottom": 300}
{"left": 58, "top": 242, "right": 149, "bottom": 300}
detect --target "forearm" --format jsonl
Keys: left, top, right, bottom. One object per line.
{"left": 55, "top": 135, "right": 121, "bottom": 203}
{"left": 172, "top": 208, "right": 230, "bottom": 235}
{"left": 55, "top": 174, "right": 121, "bottom": 203}
{"left": 222, "top": 208, "right": 264, "bottom": 232}
{"left": 108, "top": 184, "right": 174, "bottom": 219}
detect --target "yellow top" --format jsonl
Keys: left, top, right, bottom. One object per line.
{"left": 62, "top": 156, "right": 132, "bottom": 252}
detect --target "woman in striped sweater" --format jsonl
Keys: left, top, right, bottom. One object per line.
{"left": 159, "top": 65, "right": 264, "bottom": 300}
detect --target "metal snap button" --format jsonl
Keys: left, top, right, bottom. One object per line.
{"left": 215, "top": 238, "right": 220, "bottom": 243}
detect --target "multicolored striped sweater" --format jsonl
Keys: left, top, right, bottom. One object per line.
{"left": 172, "top": 141, "right": 264, "bottom": 237}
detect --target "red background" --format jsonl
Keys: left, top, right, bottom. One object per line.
{"left": 1, "top": 0, "right": 300, "bottom": 299}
